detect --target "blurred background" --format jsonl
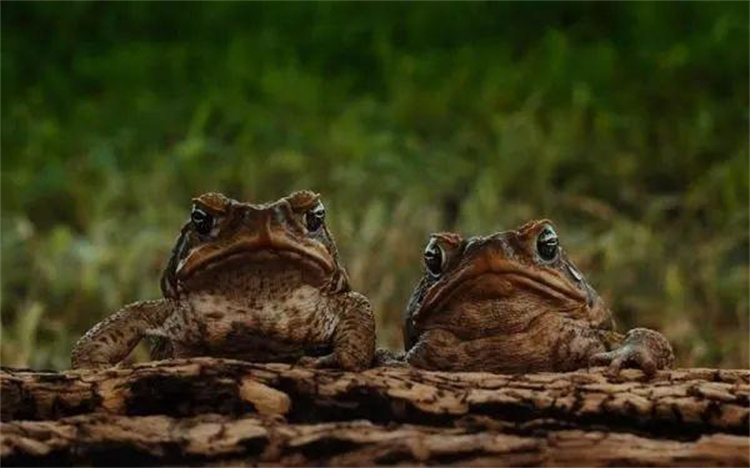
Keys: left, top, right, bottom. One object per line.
{"left": 2, "top": 3, "right": 748, "bottom": 370}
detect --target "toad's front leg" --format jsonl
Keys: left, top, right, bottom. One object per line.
{"left": 299, "top": 292, "right": 375, "bottom": 371}
{"left": 71, "top": 299, "right": 177, "bottom": 369}
{"left": 590, "top": 328, "right": 674, "bottom": 377}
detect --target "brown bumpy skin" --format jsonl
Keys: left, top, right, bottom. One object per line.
{"left": 71, "top": 191, "right": 375, "bottom": 371}
{"left": 71, "top": 300, "right": 177, "bottom": 369}
{"left": 402, "top": 220, "right": 674, "bottom": 376}
{"left": 298, "top": 292, "right": 375, "bottom": 371}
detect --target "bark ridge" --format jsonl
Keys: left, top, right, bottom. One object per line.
{"left": 1, "top": 358, "right": 748, "bottom": 466}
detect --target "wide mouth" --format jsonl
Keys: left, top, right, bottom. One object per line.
{"left": 176, "top": 241, "right": 334, "bottom": 282}
{"left": 414, "top": 260, "right": 586, "bottom": 324}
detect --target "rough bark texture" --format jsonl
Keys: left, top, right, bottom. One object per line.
{"left": 1, "top": 358, "right": 748, "bottom": 466}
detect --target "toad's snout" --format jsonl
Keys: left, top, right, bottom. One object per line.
{"left": 240, "top": 203, "right": 292, "bottom": 231}
{"left": 462, "top": 237, "right": 513, "bottom": 268}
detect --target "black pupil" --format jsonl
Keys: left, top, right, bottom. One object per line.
{"left": 191, "top": 208, "right": 213, "bottom": 235}
{"left": 537, "top": 229, "right": 558, "bottom": 260}
{"left": 306, "top": 206, "right": 325, "bottom": 231}
{"left": 424, "top": 246, "right": 442, "bottom": 275}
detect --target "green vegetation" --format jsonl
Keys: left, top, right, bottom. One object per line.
{"left": 2, "top": 3, "right": 748, "bottom": 370}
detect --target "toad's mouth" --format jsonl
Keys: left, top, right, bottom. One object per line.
{"left": 414, "top": 261, "right": 587, "bottom": 324}
{"left": 176, "top": 239, "right": 335, "bottom": 283}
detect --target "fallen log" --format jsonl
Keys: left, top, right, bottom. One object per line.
{"left": 1, "top": 358, "right": 748, "bottom": 466}
{"left": 3, "top": 414, "right": 748, "bottom": 466}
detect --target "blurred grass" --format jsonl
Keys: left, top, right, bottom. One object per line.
{"left": 1, "top": 3, "right": 748, "bottom": 370}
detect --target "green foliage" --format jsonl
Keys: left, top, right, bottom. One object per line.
{"left": 2, "top": 2, "right": 748, "bottom": 369}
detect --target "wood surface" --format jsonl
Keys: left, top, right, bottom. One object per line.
{"left": 2, "top": 358, "right": 748, "bottom": 466}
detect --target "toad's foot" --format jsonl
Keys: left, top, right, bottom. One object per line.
{"left": 298, "top": 347, "right": 405, "bottom": 370}
{"left": 373, "top": 348, "right": 408, "bottom": 367}
{"left": 297, "top": 354, "right": 338, "bottom": 369}
{"left": 590, "top": 328, "right": 674, "bottom": 377}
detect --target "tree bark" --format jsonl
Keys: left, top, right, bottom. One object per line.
{"left": 1, "top": 358, "right": 748, "bottom": 466}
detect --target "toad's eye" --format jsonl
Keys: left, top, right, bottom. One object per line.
{"left": 536, "top": 226, "right": 559, "bottom": 261}
{"left": 191, "top": 207, "right": 214, "bottom": 236}
{"left": 305, "top": 201, "right": 326, "bottom": 232}
{"left": 424, "top": 238, "right": 445, "bottom": 277}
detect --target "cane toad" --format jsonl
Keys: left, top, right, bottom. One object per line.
{"left": 72, "top": 191, "right": 375, "bottom": 370}
{"left": 403, "top": 220, "right": 673, "bottom": 375}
